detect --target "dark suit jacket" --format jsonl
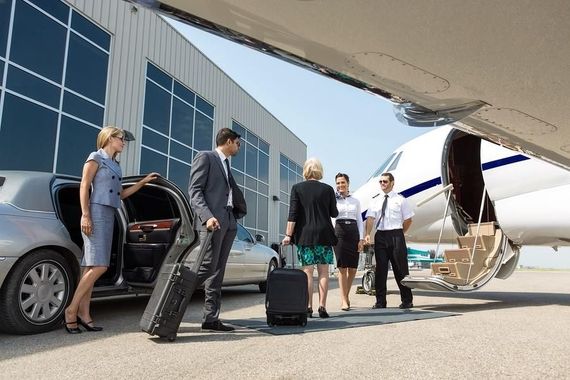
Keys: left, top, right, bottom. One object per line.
{"left": 188, "top": 150, "right": 246, "bottom": 226}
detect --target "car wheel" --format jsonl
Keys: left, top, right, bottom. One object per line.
{"left": 258, "top": 259, "right": 278, "bottom": 293}
{"left": 362, "top": 270, "right": 375, "bottom": 294}
{"left": 0, "top": 249, "right": 75, "bottom": 334}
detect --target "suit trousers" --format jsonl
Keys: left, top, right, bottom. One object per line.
{"left": 374, "top": 229, "right": 413, "bottom": 305}
{"left": 196, "top": 208, "right": 237, "bottom": 322}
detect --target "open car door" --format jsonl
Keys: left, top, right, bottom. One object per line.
{"left": 120, "top": 176, "right": 199, "bottom": 290}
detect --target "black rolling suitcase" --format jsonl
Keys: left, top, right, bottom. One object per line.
{"left": 140, "top": 230, "right": 212, "bottom": 341}
{"left": 265, "top": 244, "right": 308, "bottom": 327}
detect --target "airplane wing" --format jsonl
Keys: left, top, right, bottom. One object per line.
{"left": 130, "top": 0, "right": 570, "bottom": 170}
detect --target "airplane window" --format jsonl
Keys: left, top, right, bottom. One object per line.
{"left": 369, "top": 152, "right": 396, "bottom": 179}
{"left": 386, "top": 151, "right": 402, "bottom": 172}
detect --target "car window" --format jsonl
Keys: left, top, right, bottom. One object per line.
{"left": 236, "top": 224, "right": 253, "bottom": 243}
{"left": 122, "top": 185, "right": 180, "bottom": 222}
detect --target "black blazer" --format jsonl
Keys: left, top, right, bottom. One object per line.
{"left": 288, "top": 180, "right": 338, "bottom": 246}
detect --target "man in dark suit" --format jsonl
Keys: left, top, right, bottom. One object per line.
{"left": 189, "top": 128, "right": 246, "bottom": 331}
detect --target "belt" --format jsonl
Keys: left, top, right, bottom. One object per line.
{"left": 336, "top": 219, "right": 356, "bottom": 225}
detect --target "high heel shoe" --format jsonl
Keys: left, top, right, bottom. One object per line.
{"left": 63, "top": 320, "right": 82, "bottom": 334}
{"left": 307, "top": 307, "right": 313, "bottom": 318}
{"left": 77, "top": 317, "right": 103, "bottom": 332}
{"left": 318, "top": 306, "right": 329, "bottom": 318}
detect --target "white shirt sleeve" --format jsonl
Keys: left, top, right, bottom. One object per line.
{"left": 401, "top": 196, "right": 414, "bottom": 220}
{"left": 356, "top": 199, "right": 364, "bottom": 239}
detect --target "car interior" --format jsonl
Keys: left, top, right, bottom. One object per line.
{"left": 55, "top": 184, "right": 183, "bottom": 287}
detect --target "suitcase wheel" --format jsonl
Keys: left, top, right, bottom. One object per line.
{"left": 267, "top": 314, "right": 275, "bottom": 327}
{"left": 299, "top": 314, "right": 307, "bottom": 327}
{"left": 166, "top": 334, "right": 177, "bottom": 342}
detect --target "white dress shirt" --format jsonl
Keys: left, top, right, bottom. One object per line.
{"left": 334, "top": 194, "right": 364, "bottom": 239}
{"left": 367, "top": 190, "right": 414, "bottom": 231}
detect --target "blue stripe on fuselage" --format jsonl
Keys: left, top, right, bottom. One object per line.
{"left": 481, "top": 154, "right": 529, "bottom": 170}
{"left": 398, "top": 154, "right": 528, "bottom": 198}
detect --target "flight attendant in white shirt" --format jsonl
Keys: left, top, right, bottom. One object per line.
{"left": 333, "top": 173, "right": 364, "bottom": 311}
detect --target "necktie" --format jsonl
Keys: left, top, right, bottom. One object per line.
{"left": 224, "top": 158, "right": 231, "bottom": 182}
{"left": 381, "top": 194, "right": 388, "bottom": 219}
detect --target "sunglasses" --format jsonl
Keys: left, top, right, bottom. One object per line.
{"left": 379, "top": 180, "right": 390, "bottom": 184}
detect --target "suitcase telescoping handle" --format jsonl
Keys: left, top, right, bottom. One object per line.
{"left": 279, "top": 243, "right": 296, "bottom": 269}
{"left": 188, "top": 229, "right": 214, "bottom": 273}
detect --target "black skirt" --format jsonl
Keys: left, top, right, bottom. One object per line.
{"left": 334, "top": 220, "right": 360, "bottom": 268}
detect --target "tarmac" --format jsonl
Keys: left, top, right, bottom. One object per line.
{"left": 1, "top": 269, "right": 570, "bottom": 379}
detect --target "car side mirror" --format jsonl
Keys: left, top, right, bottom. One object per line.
{"left": 255, "top": 234, "right": 264, "bottom": 243}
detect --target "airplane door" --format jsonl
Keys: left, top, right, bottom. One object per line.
{"left": 480, "top": 140, "right": 570, "bottom": 245}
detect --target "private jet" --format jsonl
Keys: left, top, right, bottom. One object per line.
{"left": 353, "top": 125, "right": 570, "bottom": 291}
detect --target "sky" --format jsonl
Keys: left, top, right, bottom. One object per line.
{"left": 166, "top": 19, "right": 570, "bottom": 270}
{"left": 167, "top": 19, "right": 435, "bottom": 190}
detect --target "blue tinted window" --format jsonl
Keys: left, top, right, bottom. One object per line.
{"left": 280, "top": 154, "right": 288, "bottom": 166}
{"left": 63, "top": 91, "right": 104, "bottom": 126}
{"left": 7, "top": 64, "right": 60, "bottom": 108}
{"left": 245, "top": 175, "right": 257, "bottom": 191}
{"left": 0, "top": 0, "right": 11, "bottom": 58}
{"left": 280, "top": 166, "right": 288, "bottom": 192}
{"left": 196, "top": 96, "right": 214, "bottom": 118}
{"left": 193, "top": 111, "right": 213, "bottom": 151}
{"left": 66, "top": 33, "right": 108, "bottom": 104}
{"left": 257, "top": 195, "right": 268, "bottom": 230}
{"left": 258, "top": 182, "right": 268, "bottom": 195}
{"left": 258, "top": 153, "right": 269, "bottom": 183}
{"left": 171, "top": 98, "right": 194, "bottom": 146}
{"left": 147, "top": 63, "right": 172, "bottom": 90}
{"left": 71, "top": 10, "right": 110, "bottom": 51}
{"left": 168, "top": 159, "right": 190, "bottom": 194}
{"left": 246, "top": 131, "right": 258, "bottom": 147}
{"left": 11, "top": 0, "right": 66, "bottom": 82}
{"left": 0, "top": 94, "right": 57, "bottom": 171}
{"left": 259, "top": 140, "right": 269, "bottom": 154}
{"left": 140, "top": 147, "right": 167, "bottom": 175}
{"left": 173, "top": 81, "right": 195, "bottom": 105}
{"left": 243, "top": 189, "right": 257, "bottom": 228}
{"left": 143, "top": 80, "right": 170, "bottom": 134}
{"left": 0, "top": 60, "right": 4, "bottom": 85}
{"left": 142, "top": 127, "right": 168, "bottom": 152}
{"left": 231, "top": 148, "right": 245, "bottom": 171}
{"left": 231, "top": 121, "right": 246, "bottom": 138}
{"left": 28, "top": 0, "right": 69, "bottom": 23}
{"left": 245, "top": 143, "right": 258, "bottom": 177}
{"left": 56, "top": 117, "right": 98, "bottom": 176}
{"left": 170, "top": 140, "right": 192, "bottom": 163}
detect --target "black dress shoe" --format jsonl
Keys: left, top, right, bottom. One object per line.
{"left": 317, "top": 306, "right": 329, "bottom": 318}
{"left": 77, "top": 317, "right": 103, "bottom": 332}
{"left": 372, "top": 303, "right": 387, "bottom": 309}
{"left": 399, "top": 302, "right": 414, "bottom": 309}
{"left": 63, "top": 321, "right": 82, "bottom": 334}
{"left": 201, "top": 320, "right": 235, "bottom": 332}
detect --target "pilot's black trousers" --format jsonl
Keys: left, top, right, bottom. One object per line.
{"left": 374, "top": 229, "right": 413, "bottom": 305}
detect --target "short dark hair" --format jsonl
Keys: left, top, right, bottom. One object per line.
{"left": 216, "top": 128, "right": 241, "bottom": 147}
{"left": 335, "top": 172, "right": 350, "bottom": 183}
{"left": 380, "top": 172, "right": 394, "bottom": 182}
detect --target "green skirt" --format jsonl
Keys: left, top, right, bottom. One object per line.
{"left": 296, "top": 245, "right": 334, "bottom": 266}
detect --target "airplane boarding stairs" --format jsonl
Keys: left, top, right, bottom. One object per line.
{"left": 401, "top": 222, "right": 518, "bottom": 292}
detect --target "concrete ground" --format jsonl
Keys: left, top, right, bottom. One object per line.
{"left": 1, "top": 269, "right": 569, "bottom": 379}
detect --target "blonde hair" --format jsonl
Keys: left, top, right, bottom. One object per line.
{"left": 303, "top": 157, "right": 323, "bottom": 180}
{"left": 96, "top": 126, "right": 124, "bottom": 157}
